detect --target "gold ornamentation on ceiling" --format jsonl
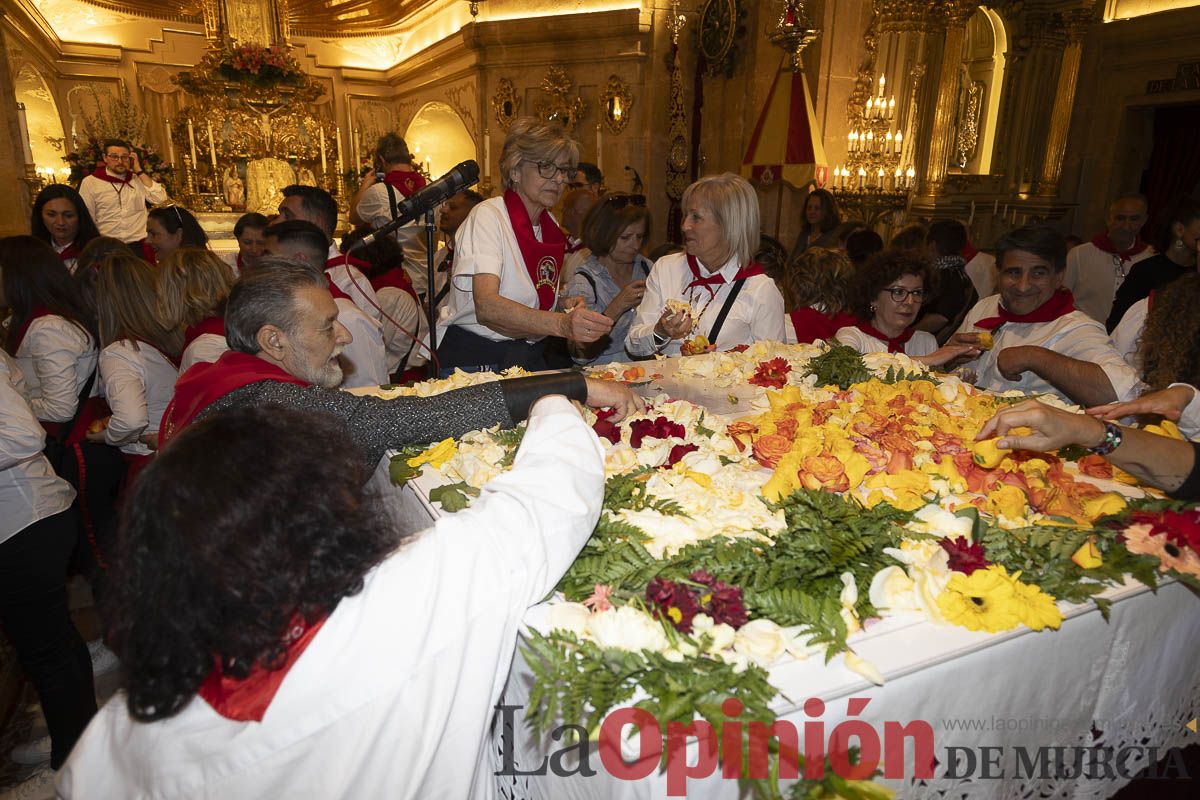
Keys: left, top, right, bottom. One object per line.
{"left": 75, "top": 0, "right": 429, "bottom": 38}
{"left": 533, "top": 68, "right": 586, "bottom": 133}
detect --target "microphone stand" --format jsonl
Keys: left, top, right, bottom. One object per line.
{"left": 423, "top": 208, "right": 439, "bottom": 378}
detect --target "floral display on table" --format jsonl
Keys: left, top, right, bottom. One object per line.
{"left": 384, "top": 345, "right": 1199, "bottom": 796}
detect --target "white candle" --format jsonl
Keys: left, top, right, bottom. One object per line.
{"left": 352, "top": 129, "right": 360, "bottom": 171}
{"left": 483, "top": 131, "right": 491, "bottom": 179}
{"left": 857, "top": 168, "right": 866, "bottom": 190}
{"left": 968, "top": 200, "right": 976, "bottom": 227}
{"left": 895, "top": 131, "right": 903, "bottom": 155}
{"left": 206, "top": 120, "right": 217, "bottom": 172}
{"left": 335, "top": 128, "right": 344, "bottom": 175}
{"left": 993, "top": 199, "right": 999, "bottom": 214}
{"left": 188, "top": 119, "right": 198, "bottom": 165}
{"left": 319, "top": 128, "right": 327, "bottom": 173}
{"left": 165, "top": 119, "right": 175, "bottom": 165}
{"left": 596, "top": 125, "right": 603, "bottom": 173}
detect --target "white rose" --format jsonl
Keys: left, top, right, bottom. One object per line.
{"left": 586, "top": 606, "right": 669, "bottom": 654}
{"left": 546, "top": 602, "right": 591, "bottom": 637}
{"left": 691, "top": 614, "right": 736, "bottom": 653}
{"left": 604, "top": 443, "right": 641, "bottom": 476}
{"left": 734, "top": 619, "right": 790, "bottom": 667}
{"left": 839, "top": 572, "right": 858, "bottom": 607}
{"left": 868, "top": 566, "right": 921, "bottom": 616}
{"left": 635, "top": 439, "right": 675, "bottom": 468}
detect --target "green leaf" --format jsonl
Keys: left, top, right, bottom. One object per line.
{"left": 428, "top": 481, "right": 480, "bottom": 512}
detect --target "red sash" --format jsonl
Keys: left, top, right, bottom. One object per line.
{"left": 370, "top": 267, "right": 418, "bottom": 303}
{"left": 974, "top": 289, "right": 1077, "bottom": 331}
{"left": 89, "top": 165, "right": 132, "bottom": 185}
{"left": 198, "top": 614, "right": 327, "bottom": 722}
{"left": 853, "top": 320, "right": 915, "bottom": 353}
{"left": 788, "top": 307, "right": 841, "bottom": 344}
{"left": 684, "top": 255, "right": 766, "bottom": 296}
{"left": 1091, "top": 233, "right": 1150, "bottom": 265}
{"left": 183, "top": 316, "right": 225, "bottom": 352}
{"left": 160, "top": 351, "right": 309, "bottom": 445}
{"left": 383, "top": 169, "right": 427, "bottom": 197}
{"left": 11, "top": 306, "right": 56, "bottom": 353}
{"left": 504, "top": 189, "right": 566, "bottom": 311}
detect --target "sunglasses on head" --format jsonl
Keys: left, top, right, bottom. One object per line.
{"left": 603, "top": 194, "right": 646, "bottom": 210}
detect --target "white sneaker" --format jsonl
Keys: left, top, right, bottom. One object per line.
{"left": 87, "top": 639, "right": 119, "bottom": 678}
{"left": 0, "top": 765, "right": 56, "bottom": 800}
{"left": 8, "top": 735, "right": 50, "bottom": 766}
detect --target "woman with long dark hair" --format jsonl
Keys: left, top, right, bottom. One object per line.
{"left": 0, "top": 236, "right": 97, "bottom": 424}
{"left": 790, "top": 188, "right": 842, "bottom": 257}
{"left": 30, "top": 185, "right": 101, "bottom": 273}
{"left": 145, "top": 204, "right": 208, "bottom": 264}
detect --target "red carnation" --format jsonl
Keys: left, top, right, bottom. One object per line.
{"left": 1160, "top": 509, "right": 1200, "bottom": 552}
{"left": 749, "top": 357, "right": 792, "bottom": 389}
{"left": 939, "top": 536, "right": 990, "bottom": 575}
{"left": 629, "top": 416, "right": 686, "bottom": 448}
{"left": 646, "top": 578, "right": 700, "bottom": 633}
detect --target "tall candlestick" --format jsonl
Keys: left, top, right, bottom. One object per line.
{"left": 206, "top": 120, "right": 217, "bottom": 172}
{"left": 188, "top": 119, "right": 197, "bottom": 165}
{"left": 165, "top": 118, "right": 175, "bottom": 165}
{"left": 319, "top": 128, "right": 327, "bottom": 173}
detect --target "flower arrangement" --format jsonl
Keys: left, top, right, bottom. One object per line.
{"left": 174, "top": 43, "right": 321, "bottom": 106}
{"left": 218, "top": 43, "right": 307, "bottom": 88}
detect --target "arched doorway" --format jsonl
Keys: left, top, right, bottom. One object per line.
{"left": 15, "top": 64, "right": 68, "bottom": 179}
{"left": 404, "top": 102, "right": 475, "bottom": 180}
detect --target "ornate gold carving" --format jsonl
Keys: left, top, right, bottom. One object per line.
{"left": 533, "top": 68, "right": 586, "bottom": 132}
{"left": 491, "top": 78, "right": 521, "bottom": 130}
{"left": 444, "top": 82, "right": 477, "bottom": 136}
{"left": 599, "top": 75, "right": 633, "bottom": 135}
{"left": 665, "top": 2, "right": 688, "bottom": 206}
{"left": 953, "top": 77, "right": 983, "bottom": 169}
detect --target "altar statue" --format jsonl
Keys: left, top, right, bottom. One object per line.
{"left": 245, "top": 157, "right": 297, "bottom": 215}
{"left": 298, "top": 166, "right": 317, "bottom": 187}
{"left": 223, "top": 167, "right": 246, "bottom": 210}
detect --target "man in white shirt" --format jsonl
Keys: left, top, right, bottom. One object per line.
{"left": 1063, "top": 193, "right": 1154, "bottom": 322}
{"left": 953, "top": 225, "right": 1143, "bottom": 407}
{"left": 262, "top": 220, "right": 389, "bottom": 389}
{"left": 350, "top": 133, "right": 431, "bottom": 295}
{"left": 57, "top": 388, "right": 605, "bottom": 800}
{"left": 77, "top": 139, "right": 168, "bottom": 245}
{"left": 278, "top": 184, "right": 383, "bottom": 323}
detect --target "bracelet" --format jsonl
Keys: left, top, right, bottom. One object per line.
{"left": 1088, "top": 422, "right": 1123, "bottom": 456}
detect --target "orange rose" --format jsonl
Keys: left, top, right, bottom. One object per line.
{"left": 798, "top": 453, "right": 849, "bottom": 492}
{"left": 752, "top": 434, "right": 792, "bottom": 468}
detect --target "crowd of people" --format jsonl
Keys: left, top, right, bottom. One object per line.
{"left": 1, "top": 125, "right": 1199, "bottom": 799}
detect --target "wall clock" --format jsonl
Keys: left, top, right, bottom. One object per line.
{"left": 698, "top": 0, "right": 743, "bottom": 78}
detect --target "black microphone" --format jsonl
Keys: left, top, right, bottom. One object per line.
{"left": 351, "top": 160, "right": 481, "bottom": 251}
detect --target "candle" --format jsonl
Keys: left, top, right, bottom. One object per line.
{"left": 319, "top": 128, "right": 327, "bottom": 173}
{"left": 878, "top": 74, "right": 886, "bottom": 96}
{"left": 876, "top": 168, "right": 885, "bottom": 189}
{"left": 865, "top": 97, "right": 873, "bottom": 118}
{"left": 895, "top": 131, "right": 903, "bottom": 155}
{"left": 905, "top": 167, "right": 915, "bottom": 190}
{"left": 857, "top": 167, "right": 866, "bottom": 190}
{"left": 1002, "top": 204, "right": 1009, "bottom": 219}
{"left": 335, "top": 128, "right": 344, "bottom": 175}
{"left": 993, "top": 199, "right": 999, "bottom": 215}
{"left": 596, "top": 124, "right": 603, "bottom": 173}
{"left": 893, "top": 168, "right": 901, "bottom": 191}
{"left": 888, "top": 97, "right": 895, "bottom": 118}
{"left": 188, "top": 119, "right": 197, "bottom": 165}
{"left": 353, "top": 129, "right": 361, "bottom": 171}
{"left": 968, "top": 200, "right": 976, "bottom": 227}
{"left": 206, "top": 120, "right": 217, "bottom": 172}
{"left": 165, "top": 118, "right": 175, "bottom": 165}
{"left": 484, "top": 131, "right": 491, "bottom": 179}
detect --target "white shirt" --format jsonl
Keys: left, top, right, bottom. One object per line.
{"left": 180, "top": 334, "right": 229, "bottom": 374}
{"left": 376, "top": 286, "right": 423, "bottom": 374}
{"left": 14, "top": 315, "right": 97, "bottom": 423}
{"left": 57, "top": 396, "right": 605, "bottom": 800}
{"left": 1172, "top": 383, "right": 1200, "bottom": 441}
{"left": 955, "top": 295, "right": 1144, "bottom": 404}
{"left": 965, "top": 251, "right": 997, "bottom": 300}
{"left": 78, "top": 173, "right": 168, "bottom": 244}
{"left": 326, "top": 246, "right": 384, "bottom": 324}
{"left": 335, "top": 298, "right": 388, "bottom": 389}
{"left": 834, "top": 325, "right": 938, "bottom": 358}
{"left": 0, "top": 351, "right": 75, "bottom": 545}
{"left": 1064, "top": 241, "right": 1155, "bottom": 323}
{"left": 437, "top": 196, "right": 563, "bottom": 345}
{"left": 1109, "top": 297, "right": 1148, "bottom": 372}
{"left": 626, "top": 251, "right": 786, "bottom": 356}
{"left": 98, "top": 340, "right": 179, "bottom": 456}
{"left": 53, "top": 240, "right": 80, "bottom": 274}
{"left": 355, "top": 182, "right": 431, "bottom": 295}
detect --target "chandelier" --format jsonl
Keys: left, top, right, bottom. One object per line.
{"left": 832, "top": 69, "right": 914, "bottom": 224}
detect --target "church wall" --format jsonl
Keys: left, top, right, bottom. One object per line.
{"left": 1060, "top": 5, "right": 1200, "bottom": 239}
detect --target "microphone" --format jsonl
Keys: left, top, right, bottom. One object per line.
{"left": 351, "top": 160, "right": 481, "bottom": 251}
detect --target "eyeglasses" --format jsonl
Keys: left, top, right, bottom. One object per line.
{"left": 105, "top": 153, "right": 131, "bottom": 161}
{"left": 603, "top": 194, "right": 646, "bottom": 210}
{"left": 530, "top": 161, "right": 574, "bottom": 180}
{"left": 883, "top": 286, "right": 926, "bottom": 302}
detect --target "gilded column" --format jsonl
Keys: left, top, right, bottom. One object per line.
{"left": 1036, "top": 9, "right": 1093, "bottom": 198}
{"left": 921, "top": 0, "right": 977, "bottom": 195}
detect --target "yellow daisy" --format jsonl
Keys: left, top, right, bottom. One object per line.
{"left": 936, "top": 565, "right": 1020, "bottom": 633}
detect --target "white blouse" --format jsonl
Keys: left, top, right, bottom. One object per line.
{"left": 0, "top": 350, "right": 75, "bottom": 545}
{"left": 98, "top": 340, "right": 179, "bottom": 456}
{"left": 834, "top": 326, "right": 938, "bottom": 358}
{"left": 180, "top": 334, "right": 229, "bottom": 374}
{"left": 15, "top": 315, "right": 97, "bottom": 423}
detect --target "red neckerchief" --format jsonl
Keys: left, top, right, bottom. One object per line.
{"left": 11, "top": 306, "right": 56, "bottom": 352}
{"left": 565, "top": 237, "right": 584, "bottom": 254}
{"left": 503, "top": 189, "right": 566, "bottom": 311}
{"left": 370, "top": 267, "right": 418, "bottom": 303}
{"left": 684, "top": 255, "right": 766, "bottom": 297}
{"left": 183, "top": 316, "right": 225, "bottom": 351}
{"left": 1091, "top": 233, "right": 1150, "bottom": 264}
{"left": 90, "top": 165, "right": 132, "bottom": 185}
{"left": 198, "top": 614, "right": 328, "bottom": 722}
{"left": 962, "top": 242, "right": 979, "bottom": 263}
{"left": 853, "top": 319, "right": 915, "bottom": 353}
{"left": 160, "top": 351, "right": 309, "bottom": 446}
{"left": 325, "top": 255, "right": 376, "bottom": 305}
{"left": 56, "top": 240, "right": 82, "bottom": 263}
{"left": 326, "top": 275, "right": 352, "bottom": 302}
{"left": 236, "top": 252, "right": 246, "bottom": 273}
{"left": 788, "top": 307, "right": 840, "bottom": 344}
{"left": 133, "top": 339, "right": 180, "bottom": 369}
{"left": 141, "top": 241, "right": 157, "bottom": 265}
{"left": 974, "top": 288, "right": 1077, "bottom": 331}
{"left": 383, "top": 169, "right": 427, "bottom": 198}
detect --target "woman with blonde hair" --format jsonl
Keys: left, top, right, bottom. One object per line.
{"left": 156, "top": 247, "right": 237, "bottom": 372}
{"left": 436, "top": 116, "right": 615, "bottom": 371}
{"left": 627, "top": 173, "right": 785, "bottom": 356}
{"left": 89, "top": 252, "right": 182, "bottom": 472}
{"left": 779, "top": 247, "right": 857, "bottom": 344}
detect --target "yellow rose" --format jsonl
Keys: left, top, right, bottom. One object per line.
{"left": 1081, "top": 492, "right": 1127, "bottom": 520}
{"left": 407, "top": 438, "right": 458, "bottom": 470}
{"left": 971, "top": 437, "right": 1011, "bottom": 469}
{"left": 1070, "top": 536, "right": 1103, "bottom": 569}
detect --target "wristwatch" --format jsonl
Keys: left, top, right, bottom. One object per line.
{"left": 1088, "top": 422, "right": 1123, "bottom": 456}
